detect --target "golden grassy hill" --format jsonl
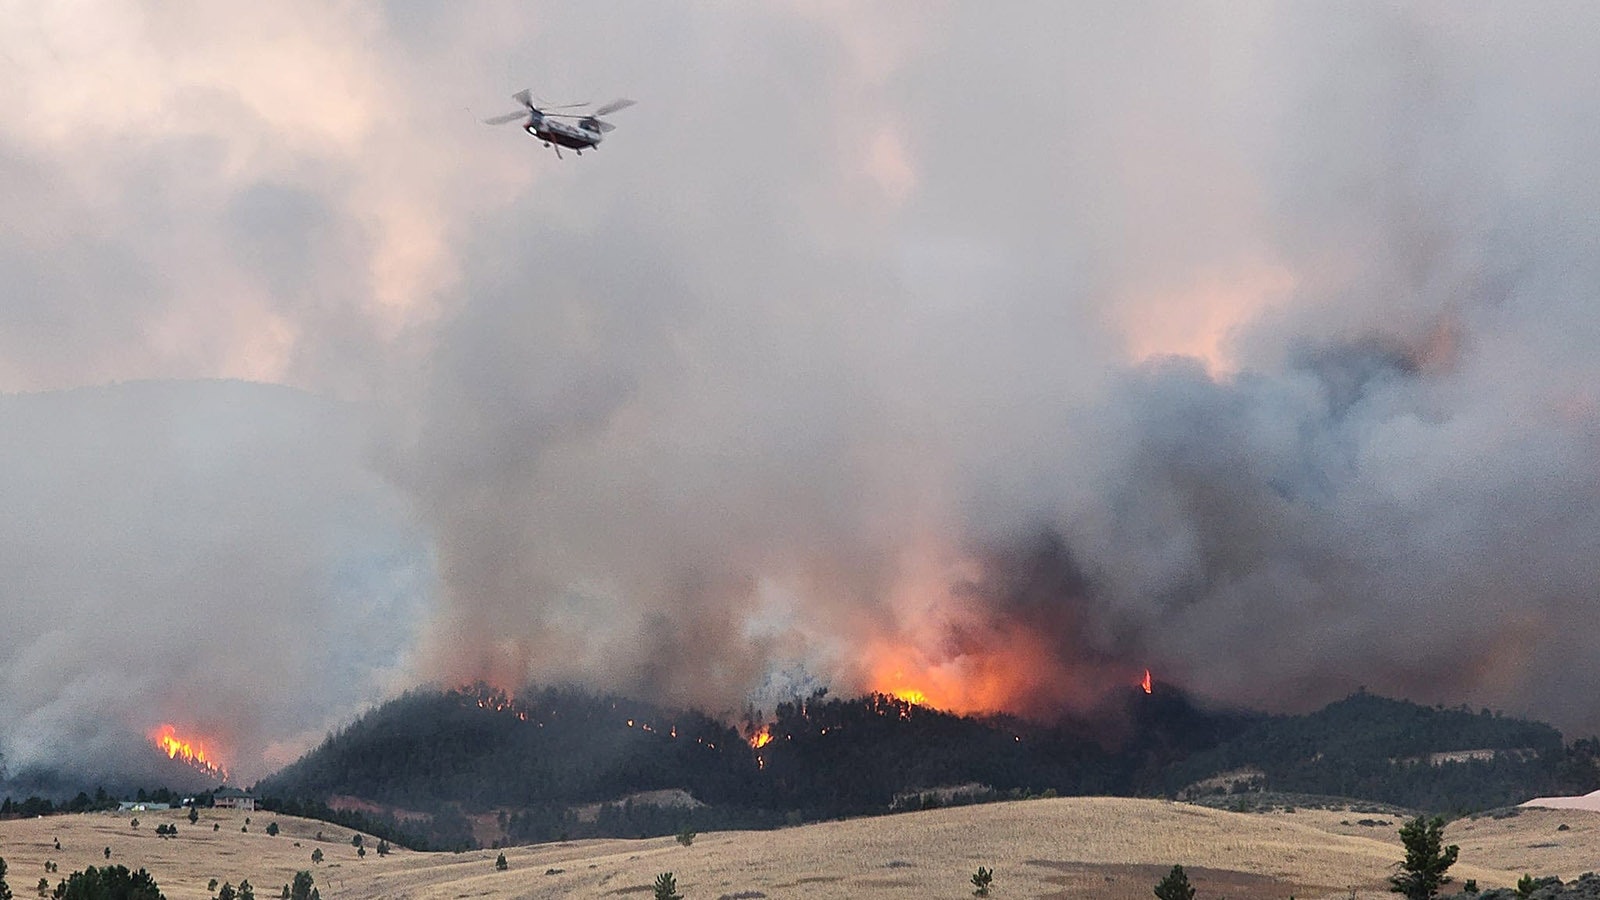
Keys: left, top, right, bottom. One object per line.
{"left": 2, "top": 799, "right": 1596, "bottom": 899}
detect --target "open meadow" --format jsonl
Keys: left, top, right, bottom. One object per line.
{"left": 3, "top": 799, "right": 1598, "bottom": 899}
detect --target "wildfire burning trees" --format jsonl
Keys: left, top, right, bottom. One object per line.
{"left": 469, "top": 684, "right": 530, "bottom": 721}
{"left": 453, "top": 681, "right": 727, "bottom": 750}
{"left": 889, "top": 688, "right": 928, "bottom": 706}
{"left": 747, "top": 725, "right": 773, "bottom": 749}
{"left": 149, "top": 724, "right": 227, "bottom": 781}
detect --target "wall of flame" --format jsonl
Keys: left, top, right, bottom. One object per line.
{"left": 149, "top": 724, "right": 228, "bottom": 780}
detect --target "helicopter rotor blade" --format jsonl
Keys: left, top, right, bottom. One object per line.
{"left": 511, "top": 89, "right": 535, "bottom": 110}
{"left": 482, "top": 110, "right": 528, "bottom": 125}
{"left": 592, "top": 98, "right": 636, "bottom": 117}
{"left": 593, "top": 119, "right": 617, "bottom": 133}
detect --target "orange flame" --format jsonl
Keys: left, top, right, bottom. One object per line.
{"left": 149, "top": 724, "right": 226, "bottom": 780}
{"left": 889, "top": 688, "right": 927, "bottom": 706}
{"left": 1141, "top": 669, "right": 1153, "bottom": 694}
{"left": 865, "top": 627, "right": 1072, "bottom": 715}
{"left": 748, "top": 725, "right": 773, "bottom": 750}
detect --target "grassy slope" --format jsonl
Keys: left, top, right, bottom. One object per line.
{"left": 2, "top": 800, "right": 1594, "bottom": 900}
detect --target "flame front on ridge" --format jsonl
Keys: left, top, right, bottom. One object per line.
{"left": 149, "top": 724, "right": 227, "bottom": 780}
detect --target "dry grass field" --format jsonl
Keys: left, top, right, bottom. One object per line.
{"left": 2, "top": 799, "right": 1597, "bottom": 899}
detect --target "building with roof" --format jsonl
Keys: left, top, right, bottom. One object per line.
{"left": 213, "top": 786, "right": 255, "bottom": 811}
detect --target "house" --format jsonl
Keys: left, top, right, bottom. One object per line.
{"left": 213, "top": 786, "right": 255, "bottom": 811}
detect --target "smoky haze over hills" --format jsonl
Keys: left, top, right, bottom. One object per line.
{"left": 0, "top": 382, "right": 427, "bottom": 788}
{"left": 5, "top": 4, "right": 1600, "bottom": 785}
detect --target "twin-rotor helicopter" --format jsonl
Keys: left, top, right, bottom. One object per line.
{"left": 483, "top": 89, "right": 635, "bottom": 158}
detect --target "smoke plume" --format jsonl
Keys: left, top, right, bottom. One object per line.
{"left": 383, "top": 5, "right": 1600, "bottom": 734}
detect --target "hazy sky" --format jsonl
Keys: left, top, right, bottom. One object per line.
{"left": 6, "top": 1, "right": 1600, "bottom": 784}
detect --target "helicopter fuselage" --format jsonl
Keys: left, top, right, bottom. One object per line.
{"left": 526, "top": 115, "right": 602, "bottom": 150}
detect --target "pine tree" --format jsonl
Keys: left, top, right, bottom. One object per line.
{"left": 0, "top": 855, "right": 13, "bottom": 900}
{"left": 53, "top": 864, "right": 163, "bottom": 900}
{"left": 1390, "top": 816, "right": 1459, "bottom": 900}
{"left": 1154, "top": 864, "right": 1196, "bottom": 900}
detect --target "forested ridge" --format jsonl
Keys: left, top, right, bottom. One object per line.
{"left": 253, "top": 683, "right": 1600, "bottom": 850}
{"left": 1164, "top": 691, "right": 1600, "bottom": 812}
{"left": 257, "top": 681, "right": 1243, "bottom": 846}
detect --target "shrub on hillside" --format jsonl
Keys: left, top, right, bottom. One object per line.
{"left": 971, "top": 866, "right": 994, "bottom": 896}
{"left": 653, "top": 872, "right": 682, "bottom": 900}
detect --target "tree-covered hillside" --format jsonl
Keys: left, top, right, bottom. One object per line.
{"left": 261, "top": 684, "right": 757, "bottom": 811}
{"left": 1164, "top": 691, "right": 1600, "bottom": 812}
{"left": 256, "top": 684, "right": 1600, "bottom": 850}
{"left": 258, "top": 681, "right": 1247, "bottom": 846}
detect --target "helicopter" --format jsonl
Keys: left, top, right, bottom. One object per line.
{"left": 483, "top": 89, "right": 635, "bottom": 158}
